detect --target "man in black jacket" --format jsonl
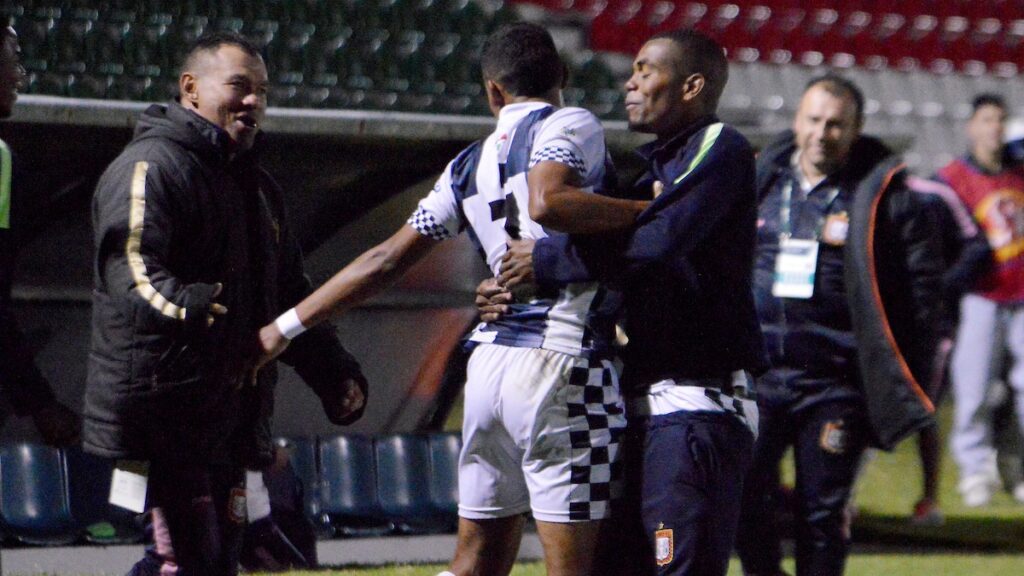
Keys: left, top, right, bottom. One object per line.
{"left": 735, "top": 76, "right": 943, "bottom": 576}
{"left": 0, "top": 24, "right": 80, "bottom": 447}
{"left": 85, "top": 33, "right": 366, "bottom": 576}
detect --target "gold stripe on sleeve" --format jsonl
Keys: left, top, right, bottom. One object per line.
{"left": 126, "top": 161, "right": 187, "bottom": 321}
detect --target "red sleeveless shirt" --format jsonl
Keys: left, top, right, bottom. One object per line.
{"left": 939, "top": 157, "right": 1024, "bottom": 303}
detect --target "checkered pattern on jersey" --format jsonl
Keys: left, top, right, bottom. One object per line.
{"left": 566, "top": 361, "right": 626, "bottom": 520}
{"left": 408, "top": 206, "right": 455, "bottom": 240}
{"left": 529, "top": 146, "right": 586, "bottom": 177}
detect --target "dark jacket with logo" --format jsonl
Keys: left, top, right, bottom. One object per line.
{"left": 84, "top": 102, "right": 365, "bottom": 467}
{"left": 754, "top": 131, "right": 941, "bottom": 449}
{"left": 533, "top": 115, "right": 766, "bottom": 392}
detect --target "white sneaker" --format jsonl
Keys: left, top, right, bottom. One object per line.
{"left": 1013, "top": 482, "right": 1024, "bottom": 504}
{"left": 959, "top": 474, "right": 997, "bottom": 507}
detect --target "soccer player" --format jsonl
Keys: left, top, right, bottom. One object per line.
{"left": 487, "top": 29, "right": 764, "bottom": 576}
{"left": 257, "top": 23, "right": 647, "bottom": 576}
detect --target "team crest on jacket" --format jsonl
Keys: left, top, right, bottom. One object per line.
{"left": 821, "top": 212, "right": 849, "bottom": 246}
{"left": 655, "top": 526, "right": 674, "bottom": 566}
{"left": 819, "top": 419, "right": 848, "bottom": 454}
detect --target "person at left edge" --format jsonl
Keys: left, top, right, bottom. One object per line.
{"left": 84, "top": 32, "right": 366, "bottom": 576}
{"left": 0, "top": 24, "right": 81, "bottom": 447}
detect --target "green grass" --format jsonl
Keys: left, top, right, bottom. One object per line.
{"left": 850, "top": 403, "right": 1024, "bottom": 552}
{"left": 258, "top": 553, "right": 1024, "bottom": 576}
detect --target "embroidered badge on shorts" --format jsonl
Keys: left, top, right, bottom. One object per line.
{"left": 655, "top": 524, "right": 674, "bottom": 566}
{"left": 228, "top": 487, "right": 247, "bottom": 524}
{"left": 819, "top": 419, "right": 848, "bottom": 454}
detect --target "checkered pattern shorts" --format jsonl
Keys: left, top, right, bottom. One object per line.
{"left": 458, "top": 344, "right": 626, "bottom": 523}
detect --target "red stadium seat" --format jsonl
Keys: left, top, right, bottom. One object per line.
{"left": 855, "top": 11, "right": 906, "bottom": 69}
{"left": 590, "top": 0, "right": 644, "bottom": 54}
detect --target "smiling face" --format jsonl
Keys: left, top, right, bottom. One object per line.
{"left": 0, "top": 27, "right": 25, "bottom": 119}
{"left": 180, "top": 44, "right": 268, "bottom": 152}
{"left": 624, "top": 39, "right": 704, "bottom": 138}
{"left": 792, "top": 83, "right": 862, "bottom": 180}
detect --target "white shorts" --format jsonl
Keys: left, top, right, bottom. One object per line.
{"left": 458, "top": 343, "right": 626, "bottom": 523}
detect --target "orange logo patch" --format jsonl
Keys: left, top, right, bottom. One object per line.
{"left": 819, "top": 419, "right": 848, "bottom": 454}
{"left": 655, "top": 528, "right": 674, "bottom": 566}
{"left": 228, "top": 487, "right": 247, "bottom": 524}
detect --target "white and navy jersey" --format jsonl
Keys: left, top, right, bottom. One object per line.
{"left": 407, "top": 101, "right": 620, "bottom": 358}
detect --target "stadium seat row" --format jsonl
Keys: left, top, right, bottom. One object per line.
{"left": 0, "top": 433, "right": 463, "bottom": 546}
{"left": 284, "top": 433, "right": 462, "bottom": 537}
{"left": 0, "top": 444, "right": 142, "bottom": 545}
{"left": 518, "top": 0, "right": 1024, "bottom": 74}
{"left": 1, "top": 0, "right": 549, "bottom": 114}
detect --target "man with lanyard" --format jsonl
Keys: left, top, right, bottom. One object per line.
{"left": 0, "top": 24, "right": 81, "bottom": 447}
{"left": 938, "top": 93, "right": 1024, "bottom": 507}
{"left": 735, "top": 76, "right": 942, "bottom": 576}
{"left": 487, "top": 29, "right": 765, "bottom": 575}
{"left": 256, "top": 23, "right": 649, "bottom": 576}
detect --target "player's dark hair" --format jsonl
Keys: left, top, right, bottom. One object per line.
{"left": 971, "top": 93, "right": 1006, "bottom": 115}
{"left": 480, "top": 22, "right": 563, "bottom": 98}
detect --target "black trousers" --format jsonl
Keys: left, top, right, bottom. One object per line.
{"left": 596, "top": 410, "right": 754, "bottom": 576}
{"left": 736, "top": 396, "right": 867, "bottom": 576}
{"left": 127, "top": 460, "right": 246, "bottom": 576}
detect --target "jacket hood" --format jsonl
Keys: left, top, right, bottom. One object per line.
{"left": 132, "top": 102, "right": 234, "bottom": 163}
{"left": 757, "top": 130, "right": 893, "bottom": 197}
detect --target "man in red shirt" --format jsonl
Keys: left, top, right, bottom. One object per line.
{"left": 938, "top": 93, "right": 1024, "bottom": 507}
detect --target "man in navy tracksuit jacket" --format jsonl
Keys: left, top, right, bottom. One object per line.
{"left": 735, "top": 76, "right": 942, "bottom": 576}
{"left": 494, "top": 30, "right": 764, "bottom": 576}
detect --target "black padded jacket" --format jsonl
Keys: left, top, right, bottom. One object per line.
{"left": 84, "top": 103, "right": 365, "bottom": 467}
{"left": 755, "top": 132, "right": 942, "bottom": 449}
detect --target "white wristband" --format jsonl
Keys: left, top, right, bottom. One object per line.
{"left": 275, "top": 307, "right": 307, "bottom": 340}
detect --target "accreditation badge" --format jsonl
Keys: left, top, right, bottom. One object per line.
{"left": 772, "top": 238, "right": 819, "bottom": 299}
{"left": 821, "top": 211, "right": 850, "bottom": 246}
{"left": 109, "top": 460, "right": 149, "bottom": 513}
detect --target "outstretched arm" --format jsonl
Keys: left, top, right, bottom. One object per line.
{"left": 258, "top": 225, "right": 438, "bottom": 364}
